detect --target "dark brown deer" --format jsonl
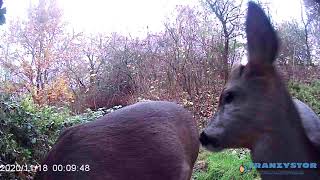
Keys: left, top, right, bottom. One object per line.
{"left": 34, "top": 101, "right": 199, "bottom": 180}
{"left": 200, "top": 2, "right": 320, "bottom": 180}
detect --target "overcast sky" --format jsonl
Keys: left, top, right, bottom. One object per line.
{"left": 3, "top": 0, "right": 304, "bottom": 37}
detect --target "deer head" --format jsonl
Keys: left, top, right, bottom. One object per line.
{"left": 199, "top": 2, "right": 297, "bottom": 152}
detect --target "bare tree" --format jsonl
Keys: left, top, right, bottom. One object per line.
{"left": 300, "top": 0, "right": 313, "bottom": 65}
{"left": 205, "top": 0, "right": 243, "bottom": 81}
{"left": 303, "top": 0, "right": 320, "bottom": 64}
{"left": 0, "top": 0, "right": 75, "bottom": 105}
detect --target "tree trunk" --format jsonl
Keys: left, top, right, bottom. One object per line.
{"left": 222, "top": 24, "right": 229, "bottom": 82}
{"left": 303, "top": 25, "right": 312, "bottom": 65}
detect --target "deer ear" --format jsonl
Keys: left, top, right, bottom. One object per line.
{"left": 246, "top": 2, "right": 279, "bottom": 64}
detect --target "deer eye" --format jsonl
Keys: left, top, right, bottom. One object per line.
{"left": 223, "top": 91, "right": 235, "bottom": 104}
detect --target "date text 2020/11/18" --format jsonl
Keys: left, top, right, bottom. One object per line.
{"left": 0, "top": 164, "right": 90, "bottom": 172}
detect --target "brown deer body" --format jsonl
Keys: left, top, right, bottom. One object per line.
{"left": 200, "top": 2, "right": 320, "bottom": 180}
{"left": 34, "top": 101, "right": 199, "bottom": 180}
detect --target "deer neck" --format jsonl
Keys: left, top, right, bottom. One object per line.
{"left": 251, "top": 101, "right": 316, "bottom": 163}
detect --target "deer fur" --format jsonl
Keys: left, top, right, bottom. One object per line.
{"left": 34, "top": 101, "right": 199, "bottom": 180}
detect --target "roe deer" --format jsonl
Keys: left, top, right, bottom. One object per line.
{"left": 199, "top": 2, "right": 320, "bottom": 180}
{"left": 34, "top": 101, "right": 199, "bottom": 180}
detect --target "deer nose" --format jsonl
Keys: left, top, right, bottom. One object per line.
{"left": 199, "top": 131, "right": 220, "bottom": 148}
{"left": 199, "top": 131, "right": 210, "bottom": 146}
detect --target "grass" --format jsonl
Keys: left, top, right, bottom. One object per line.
{"left": 193, "top": 149, "right": 260, "bottom": 180}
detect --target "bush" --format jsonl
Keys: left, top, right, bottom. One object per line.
{"left": 0, "top": 93, "right": 109, "bottom": 179}
{"left": 288, "top": 80, "right": 320, "bottom": 115}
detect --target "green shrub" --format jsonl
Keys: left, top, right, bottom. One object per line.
{"left": 0, "top": 93, "right": 109, "bottom": 179}
{"left": 64, "top": 108, "right": 105, "bottom": 126}
{"left": 0, "top": 94, "right": 42, "bottom": 179}
{"left": 288, "top": 80, "right": 320, "bottom": 115}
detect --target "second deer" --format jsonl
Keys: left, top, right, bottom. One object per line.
{"left": 200, "top": 2, "right": 320, "bottom": 180}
